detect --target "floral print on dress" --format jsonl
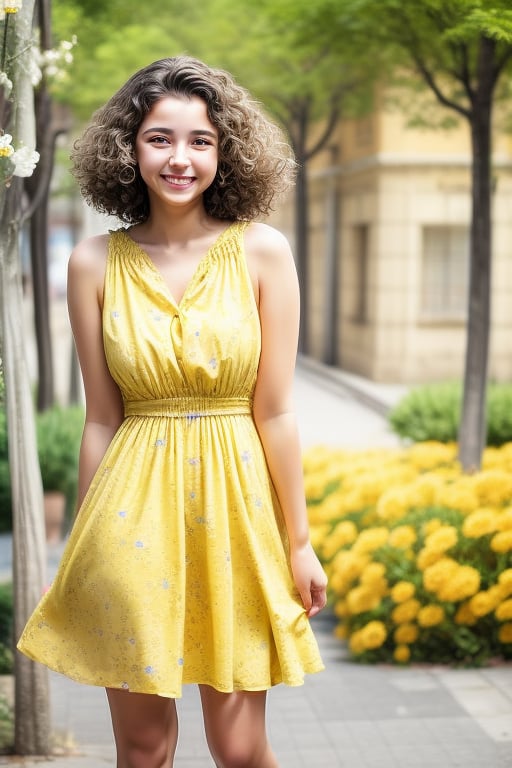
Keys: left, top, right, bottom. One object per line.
{"left": 16, "top": 222, "right": 324, "bottom": 698}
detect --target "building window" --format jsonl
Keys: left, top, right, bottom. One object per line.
{"left": 353, "top": 224, "right": 369, "bottom": 323}
{"left": 420, "top": 226, "right": 469, "bottom": 320}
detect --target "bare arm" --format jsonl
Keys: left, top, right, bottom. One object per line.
{"left": 246, "top": 223, "right": 327, "bottom": 618}
{"left": 67, "top": 236, "right": 124, "bottom": 510}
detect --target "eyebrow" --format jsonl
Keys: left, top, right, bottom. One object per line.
{"left": 141, "top": 127, "right": 217, "bottom": 138}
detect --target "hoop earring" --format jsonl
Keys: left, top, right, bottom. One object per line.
{"left": 119, "top": 165, "right": 136, "bottom": 184}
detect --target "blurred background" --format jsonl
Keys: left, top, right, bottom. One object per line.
{"left": 1, "top": 1, "right": 512, "bottom": 758}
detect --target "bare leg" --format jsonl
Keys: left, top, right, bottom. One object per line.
{"left": 199, "top": 685, "right": 279, "bottom": 768}
{"left": 106, "top": 688, "right": 178, "bottom": 768}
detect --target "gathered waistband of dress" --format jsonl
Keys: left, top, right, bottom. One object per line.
{"left": 124, "top": 396, "right": 252, "bottom": 418}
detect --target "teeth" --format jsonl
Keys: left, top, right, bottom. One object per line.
{"left": 165, "top": 176, "right": 192, "bottom": 185}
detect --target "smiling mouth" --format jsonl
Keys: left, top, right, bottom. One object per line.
{"left": 162, "top": 175, "right": 195, "bottom": 186}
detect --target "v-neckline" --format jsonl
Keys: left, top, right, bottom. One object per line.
{"left": 121, "top": 222, "right": 237, "bottom": 309}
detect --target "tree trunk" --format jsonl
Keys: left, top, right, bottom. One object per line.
{"left": 292, "top": 101, "right": 310, "bottom": 354}
{"left": 323, "top": 146, "right": 340, "bottom": 365}
{"left": 295, "top": 160, "right": 309, "bottom": 353}
{"left": 0, "top": 0, "right": 51, "bottom": 753}
{"left": 24, "top": 30, "right": 54, "bottom": 412}
{"left": 29, "top": 186, "right": 54, "bottom": 411}
{"left": 0, "top": 184, "right": 51, "bottom": 757}
{"left": 457, "top": 36, "right": 495, "bottom": 472}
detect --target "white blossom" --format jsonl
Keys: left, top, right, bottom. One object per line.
{"left": 0, "top": 133, "right": 14, "bottom": 157}
{"left": 61, "top": 37, "right": 77, "bottom": 51}
{"left": 36, "top": 37, "right": 77, "bottom": 83}
{"left": 0, "top": 71, "right": 13, "bottom": 97}
{"left": 11, "top": 145, "right": 39, "bottom": 177}
{"left": 0, "top": 0, "right": 22, "bottom": 19}
{"left": 28, "top": 45, "right": 43, "bottom": 86}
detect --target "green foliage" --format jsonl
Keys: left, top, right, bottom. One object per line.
{"left": 185, "top": 0, "right": 376, "bottom": 135}
{"left": 305, "top": 441, "right": 512, "bottom": 666}
{"left": 389, "top": 382, "right": 461, "bottom": 443}
{"left": 0, "top": 584, "right": 13, "bottom": 649}
{"left": 52, "top": 0, "right": 374, "bottom": 140}
{"left": 339, "top": 503, "right": 512, "bottom": 666}
{"left": 389, "top": 382, "right": 512, "bottom": 446}
{"left": 36, "top": 405, "right": 84, "bottom": 498}
{"left": 52, "top": 0, "right": 187, "bottom": 118}
{"left": 341, "top": 0, "right": 512, "bottom": 122}
{"left": 0, "top": 397, "right": 84, "bottom": 531}
{"left": 0, "top": 584, "right": 13, "bottom": 676}
{"left": 0, "top": 693, "right": 13, "bottom": 753}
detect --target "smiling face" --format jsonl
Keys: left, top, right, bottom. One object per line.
{"left": 135, "top": 94, "right": 219, "bottom": 214}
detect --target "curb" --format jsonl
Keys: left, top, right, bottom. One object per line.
{"left": 296, "top": 356, "right": 407, "bottom": 417}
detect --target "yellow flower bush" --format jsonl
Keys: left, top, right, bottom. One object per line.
{"left": 424, "top": 525, "right": 458, "bottom": 553}
{"left": 359, "top": 620, "right": 387, "bottom": 650}
{"left": 499, "top": 624, "right": 512, "bottom": 643}
{"left": 391, "top": 598, "right": 421, "bottom": 624}
{"left": 388, "top": 525, "right": 417, "bottom": 549}
{"left": 495, "top": 600, "right": 512, "bottom": 622}
{"left": 390, "top": 580, "right": 416, "bottom": 603}
{"left": 491, "top": 531, "right": 512, "bottom": 554}
{"left": 394, "top": 623, "right": 419, "bottom": 644}
{"left": 305, "top": 440, "right": 512, "bottom": 665}
{"left": 418, "top": 605, "right": 445, "bottom": 627}
{"left": 394, "top": 644, "right": 411, "bottom": 663}
{"left": 498, "top": 569, "right": 512, "bottom": 596}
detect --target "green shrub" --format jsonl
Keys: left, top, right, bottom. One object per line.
{"left": 36, "top": 405, "right": 84, "bottom": 498}
{"left": 0, "top": 366, "right": 10, "bottom": 532}
{"left": 0, "top": 411, "right": 11, "bottom": 533}
{"left": 0, "top": 584, "right": 13, "bottom": 675}
{"left": 487, "top": 386, "right": 512, "bottom": 446}
{"left": 0, "top": 693, "right": 13, "bottom": 753}
{"left": 389, "top": 382, "right": 512, "bottom": 446}
{"left": 0, "top": 583, "right": 13, "bottom": 646}
{"left": 305, "top": 442, "right": 512, "bottom": 666}
{"left": 0, "top": 400, "right": 84, "bottom": 532}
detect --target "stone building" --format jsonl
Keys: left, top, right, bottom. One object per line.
{"left": 271, "top": 97, "right": 512, "bottom": 384}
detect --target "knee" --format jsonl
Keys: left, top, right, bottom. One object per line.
{"left": 209, "top": 738, "right": 271, "bottom": 768}
{"left": 117, "top": 741, "right": 174, "bottom": 768}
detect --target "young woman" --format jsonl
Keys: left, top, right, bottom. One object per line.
{"left": 18, "top": 55, "right": 327, "bottom": 768}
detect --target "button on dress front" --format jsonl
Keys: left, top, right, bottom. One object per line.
{"left": 18, "top": 221, "right": 324, "bottom": 697}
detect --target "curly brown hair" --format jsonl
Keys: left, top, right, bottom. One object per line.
{"left": 71, "top": 56, "right": 296, "bottom": 223}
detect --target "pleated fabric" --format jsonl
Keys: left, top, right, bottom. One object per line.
{"left": 17, "top": 222, "right": 324, "bottom": 697}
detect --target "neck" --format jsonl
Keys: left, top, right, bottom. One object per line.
{"left": 139, "top": 200, "right": 219, "bottom": 245}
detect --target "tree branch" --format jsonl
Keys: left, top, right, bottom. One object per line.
{"left": 492, "top": 46, "right": 512, "bottom": 87}
{"left": 304, "top": 97, "right": 341, "bottom": 162}
{"left": 412, "top": 53, "right": 471, "bottom": 119}
{"left": 20, "top": 124, "right": 67, "bottom": 225}
{"left": 446, "top": 41, "right": 475, "bottom": 105}
{"left": 393, "top": 7, "right": 471, "bottom": 119}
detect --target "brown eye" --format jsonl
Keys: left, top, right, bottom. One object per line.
{"left": 149, "top": 136, "right": 170, "bottom": 144}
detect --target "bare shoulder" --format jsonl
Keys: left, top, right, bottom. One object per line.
{"left": 69, "top": 233, "right": 110, "bottom": 270}
{"left": 243, "top": 222, "right": 293, "bottom": 268}
{"left": 68, "top": 233, "right": 111, "bottom": 289}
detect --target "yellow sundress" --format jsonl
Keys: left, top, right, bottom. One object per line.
{"left": 18, "top": 221, "right": 324, "bottom": 697}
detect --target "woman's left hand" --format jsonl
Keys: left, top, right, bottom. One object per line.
{"left": 290, "top": 542, "right": 328, "bottom": 618}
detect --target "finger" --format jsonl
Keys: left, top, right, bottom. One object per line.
{"left": 300, "top": 588, "right": 312, "bottom": 613}
{"left": 307, "top": 586, "right": 327, "bottom": 617}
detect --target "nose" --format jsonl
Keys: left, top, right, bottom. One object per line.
{"left": 169, "top": 141, "right": 189, "bottom": 166}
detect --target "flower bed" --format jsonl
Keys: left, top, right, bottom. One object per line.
{"left": 305, "top": 441, "right": 512, "bottom": 665}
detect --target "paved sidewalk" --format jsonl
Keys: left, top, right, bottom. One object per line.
{"left": 3, "top": 359, "right": 512, "bottom": 766}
